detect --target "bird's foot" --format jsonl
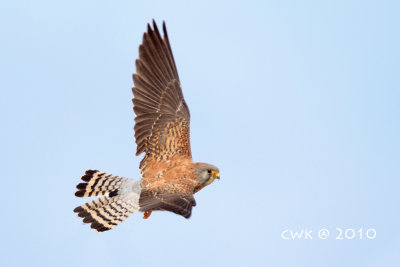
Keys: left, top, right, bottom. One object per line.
{"left": 143, "top": 211, "right": 152, "bottom": 219}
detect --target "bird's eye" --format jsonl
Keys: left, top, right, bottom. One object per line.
{"left": 207, "top": 169, "right": 212, "bottom": 174}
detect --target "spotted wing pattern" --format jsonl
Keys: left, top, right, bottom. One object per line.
{"left": 132, "top": 20, "right": 191, "bottom": 173}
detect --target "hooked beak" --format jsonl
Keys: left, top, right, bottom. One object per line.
{"left": 214, "top": 172, "right": 220, "bottom": 180}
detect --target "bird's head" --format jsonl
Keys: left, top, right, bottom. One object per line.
{"left": 193, "top": 163, "right": 220, "bottom": 193}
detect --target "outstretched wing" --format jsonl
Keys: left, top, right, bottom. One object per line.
{"left": 132, "top": 20, "right": 191, "bottom": 172}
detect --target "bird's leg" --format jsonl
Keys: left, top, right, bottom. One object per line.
{"left": 143, "top": 211, "right": 152, "bottom": 219}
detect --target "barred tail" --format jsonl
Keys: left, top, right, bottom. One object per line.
{"left": 75, "top": 170, "right": 130, "bottom": 197}
{"left": 74, "top": 170, "right": 141, "bottom": 232}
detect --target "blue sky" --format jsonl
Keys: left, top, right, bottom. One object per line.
{"left": 1, "top": 1, "right": 399, "bottom": 266}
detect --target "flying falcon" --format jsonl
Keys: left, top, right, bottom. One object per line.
{"left": 73, "top": 20, "right": 220, "bottom": 232}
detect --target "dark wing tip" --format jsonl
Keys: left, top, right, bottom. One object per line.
{"left": 146, "top": 19, "right": 168, "bottom": 41}
{"left": 146, "top": 19, "right": 161, "bottom": 36}
{"left": 152, "top": 19, "right": 157, "bottom": 31}
{"left": 152, "top": 20, "right": 162, "bottom": 40}
{"left": 162, "top": 21, "right": 167, "bottom": 36}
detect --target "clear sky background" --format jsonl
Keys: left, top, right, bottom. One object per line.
{"left": 1, "top": 1, "right": 399, "bottom": 266}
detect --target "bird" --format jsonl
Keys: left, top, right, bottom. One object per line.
{"left": 73, "top": 20, "right": 220, "bottom": 232}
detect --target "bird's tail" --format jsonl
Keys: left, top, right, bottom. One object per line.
{"left": 73, "top": 170, "right": 141, "bottom": 232}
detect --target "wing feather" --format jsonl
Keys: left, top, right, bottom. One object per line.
{"left": 132, "top": 20, "right": 191, "bottom": 172}
{"left": 139, "top": 189, "right": 196, "bottom": 219}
